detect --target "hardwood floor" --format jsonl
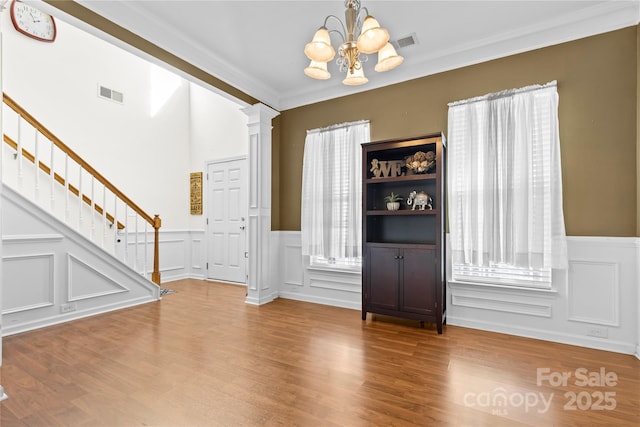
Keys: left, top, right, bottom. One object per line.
{"left": 1, "top": 279, "right": 638, "bottom": 426}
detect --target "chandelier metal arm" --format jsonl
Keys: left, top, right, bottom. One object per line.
{"left": 328, "top": 29, "right": 346, "bottom": 44}
{"left": 353, "top": 6, "right": 370, "bottom": 36}
{"left": 322, "top": 14, "right": 347, "bottom": 42}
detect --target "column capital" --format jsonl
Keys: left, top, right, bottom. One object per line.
{"left": 241, "top": 103, "right": 280, "bottom": 127}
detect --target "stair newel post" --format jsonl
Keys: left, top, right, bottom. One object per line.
{"left": 152, "top": 214, "right": 161, "bottom": 285}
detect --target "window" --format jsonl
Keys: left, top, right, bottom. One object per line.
{"left": 447, "top": 82, "right": 567, "bottom": 288}
{"left": 301, "top": 120, "right": 370, "bottom": 268}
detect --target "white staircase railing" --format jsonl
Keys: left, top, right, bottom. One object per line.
{"left": 2, "top": 93, "right": 161, "bottom": 285}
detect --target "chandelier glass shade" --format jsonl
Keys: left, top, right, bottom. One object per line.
{"left": 304, "top": 60, "right": 331, "bottom": 80}
{"left": 304, "top": 0, "right": 403, "bottom": 86}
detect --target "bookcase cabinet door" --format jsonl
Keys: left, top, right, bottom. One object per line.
{"left": 367, "top": 246, "right": 399, "bottom": 311}
{"left": 400, "top": 248, "right": 436, "bottom": 315}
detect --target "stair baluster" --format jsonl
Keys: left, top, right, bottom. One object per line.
{"left": 2, "top": 93, "right": 162, "bottom": 285}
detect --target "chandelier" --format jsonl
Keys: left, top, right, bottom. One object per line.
{"left": 303, "top": 0, "right": 404, "bottom": 86}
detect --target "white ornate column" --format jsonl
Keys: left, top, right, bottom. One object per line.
{"left": 242, "top": 103, "right": 279, "bottom": 305}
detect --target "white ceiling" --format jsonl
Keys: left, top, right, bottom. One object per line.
{"left": 48, "top": 1, "right": 640, "bottom": 110}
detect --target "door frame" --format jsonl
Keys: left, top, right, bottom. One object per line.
{"left": 204, "top": 155, "right": 248, "bottom": 284}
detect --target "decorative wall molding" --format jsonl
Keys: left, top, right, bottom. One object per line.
{"left": 267, "top": 232, "right": 639, "bottom": 354}
{"left": 2, "top": 186, "right": 160, "bottom": 336}
{"left": 6, "top": 197, "right": 636, "bottom": 357}
{"left": 274, "top": 231, "right": 361, "bottom": 310}
{"left": 119, "top": 229, "right": 204, "bottom": 283}
{"left": 2, "top": 253, "right": 55, "bottom": 314}
{"left": 567, "top": 260, "right": 620, "bottom": 326}
{"left": 308, "top": 268, "right": 361, "bottom": 294}
{"left": 451, "top": 293, "right": 552, "bottom": 318}
{"left": 448, "top": 236, "right": 638, "bottom": 355}
{"left": 68, "top": 253, "right": 129, "bottom": 301}
{"left": 282, "top": 242, "right": 303, "bottom": 287}
{"left": 76, "top": 228, "right": 640, "bottom": 356}
{"left": 3, "top": 234, "right": 64, "bottom": 244}
{"left": 448, "top": 281, "right": 557, "bottom": 318}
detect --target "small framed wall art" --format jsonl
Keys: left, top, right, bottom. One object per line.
{"left": 190, "top": 172, "right": 203, "bottom": 215}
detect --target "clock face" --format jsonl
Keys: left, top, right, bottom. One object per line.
{"left": 10, "top": 0, "right": 57, "bottom": 42}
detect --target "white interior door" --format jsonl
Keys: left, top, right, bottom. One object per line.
{"left": 206, "top": 158, "right": 247, "bottom": 283}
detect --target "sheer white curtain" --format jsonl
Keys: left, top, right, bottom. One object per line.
{"left": 301, "top": 120, "right": 370, "bottom": 267}
{"left": 447, "top": 82, "right": 566, "bottom": 287}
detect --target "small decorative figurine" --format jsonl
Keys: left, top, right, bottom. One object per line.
{"left": 406, "top": 190, "right": 433, "bottom": 210}
{"left": 370, "top": 158, "right": 382, "bottom": 178}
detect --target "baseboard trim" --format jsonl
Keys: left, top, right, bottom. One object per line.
{"left": 278, "top": 291, "right": 360, "bottom": 311}
{"left": 245, "top": 291, "right": 278, "bottom": 306}
{"left": 448, "top": 315, "right": 636, "bottom": 355}
{"left": 161, "top": 273, "right": 199, "bottom": 283}
{"left": 2, "top": 296, "right": 159, "bottom": 337}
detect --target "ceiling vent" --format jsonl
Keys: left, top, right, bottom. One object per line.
{"left": 391, "top": 33, "right": 419, "bottom": 50}
{"left": 98, "top": 85, "right": 124, "bottom": 104}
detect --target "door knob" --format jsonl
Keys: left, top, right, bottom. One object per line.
{"left": 240, "top": 225, "right": 245, "bottom": 230}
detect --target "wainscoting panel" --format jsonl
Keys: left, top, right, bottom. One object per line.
{"left": 2, "top": 253, "right": 55, "bottom": 314}
{"left": 247, "top": 215, "right": 259, "bottom": 292}
{"left": 190, "top": 236, "right": 204, "bottom": 279}
{"left": 68, "top": 253, "right": 129, "bottom": 301}
{"left": 275, "top": 231, "right": 361, "bottom": 310}
{"left": 2, "top": 186, "right": 160, "bottom": 336}
{"left": 119, "top": 230, "right": 203, "bottom": 283}
{"left": 450, "top": 289, "right": 553, "bottom": 318}
{"left": 568, "top": 260, "right": 619, "bottom": 326}
{"left": 308, "top": 268, "right": 361, "bottom": 294}
{"left": 447, "top": 236, "right": 638, "bottom": 355}
{"left": 283, "top": 242, "right": 303, "bottom": 287}
{"left": 158, "top": 238, "right": 188, "bottom": 275}
{"left": 142, "top": 229, "right": 640, "bottom": 356}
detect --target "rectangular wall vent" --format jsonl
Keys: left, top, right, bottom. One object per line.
{"left": 98, "top": 84, "right": 124, "bottom": 104}
{"left": 391, "top": 33, "right": 419, "bottom": 50}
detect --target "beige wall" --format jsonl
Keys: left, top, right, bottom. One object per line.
{"left": 47, "top": 1, "right": 638, "bottom": 236}
{"left": 276, "top": 27, "right": 638, "bottom": 236}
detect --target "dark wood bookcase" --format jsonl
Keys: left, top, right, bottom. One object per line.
{"left": 361, "top": 133, "right": 446, "bottom": 333}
